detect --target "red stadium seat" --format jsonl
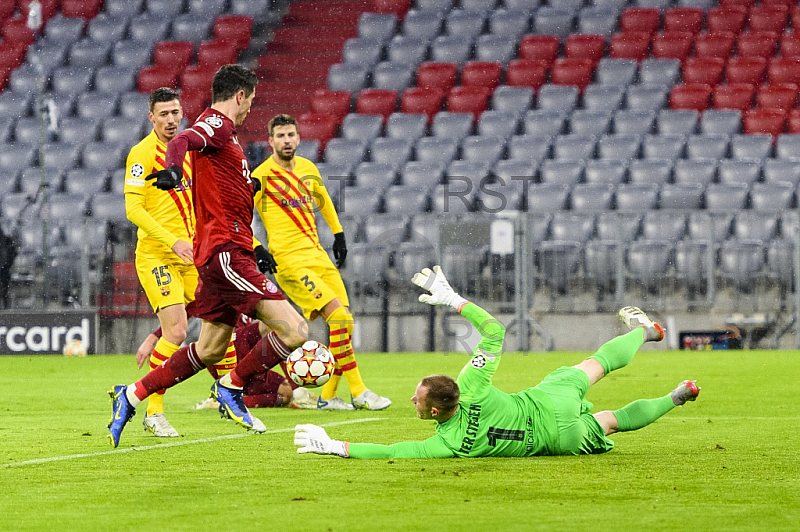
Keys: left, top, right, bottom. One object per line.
{"left": 748, "top": 6, "right": 789, "bottom": 34}
{"left": 197, "top": 41, "right": 238, "bottom": 69}
{"left": 311, "top": 89, "right": 351, "bottom": 122}
{"left": 2, "top": 18, "right": 34, "bottom": 47}
{"left": 297, "top": 113, "right": 338, "bottom": 145}
{"left": 663, "top": 8, "right": 704, "bottom": 34}
{"left": 713, "top": 83, "right": 756, "bottom": 111}
{"left": 762, "top": 0, "right": 795, "bottom": 8}
{"left": 137, "top": 65, "right": 180, "bottom": 93}
{"left": 238, "top": 106, "right": 273, "bottom": 133}
{"left": 0, "top": 42, "right": 28, "bottom": 70}
{"left": 447, "top": 86, "right": 491, "bottom": 120}
{"left": 682, "top": 57, "right": 726, "bottom": 86}
{"left": 565, "top": 34, "right": 606, "bottom": 66}
{"left": 180, "top": 65, "right": 217, "bottom": 94}
{"left": 651, "top": 31, "right": 693, "bottom": 61}
{"left": 743, "top": 109, "right": 787, "bottom": 135}
{"left": 213, "top": 15, "right": 253, "bottom": 51}
{"left": 0, "top": 0, "right": 14, "bottom": 20}
{"left": 401, "top": 87, "right": 444, "bottom": 122}
{"left": 609, "top": 32, "right": 650, "bottom": 60}
{"left": 518, "top": 35, "right": 560, "bottom": 65}
{"left": 736, "top": 32, "right": 779, "bottom": 59}
{"left": 373, "top": 0, "right": 412, "bottom": 18}
{"left": 180, "top": 89, "right": 207, "bottom": 123}
{"left": 719, "top": 0, "right": 756, "bottom": 6}
{"left": 460, "top": 61, "right": 502, "bottom": 89}
{"left": 768, "top": 58, "right": 800, "bottom": 86}
{"left": 61, "top": 0, "right": 102, "bottom": 19}
{"left": 793, "top": 7, "right": 800, "bottom": 31}
{"left": 670, "top": 84, "right": 712, "bottom": 111}
{"left": 505, "top": 59, "right": 548, "bottom": 91}
{"left": 787, "top": 109, "right": 800, "bottom": 133}
{"left": 756, "top": 83, "right": 797, "bottom": 110}
{"left": 694, "top": 31, "right": 736, "bottom": 59}
{"left": 356, "top": 89, "right": 398, "bottom": 120}
{"left": 706, "top": 7, "right": 747, "bottom": 35}
{"left": 550, "top": 58, "right": 594, "bottom": 91}
{"left": 725, "top": 56, "right": 768, "bottom": 85}
{"left": 620, "top": 8, "right": 661, "bottom": 34}
{"left": 416, "top": 62, "right": 458, "bottom": 92}
{"left": 780, "top": 33, "right": 800, "bottom": 58}
{"left": 153, "top": 42, "right": 194, "bottom": 69}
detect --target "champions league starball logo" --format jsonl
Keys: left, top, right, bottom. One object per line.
{"left": 130, "top": 163, "right": 144, "bottom": 178}
{"left": 471, "top": 355, "right": 487, "bottom": 368}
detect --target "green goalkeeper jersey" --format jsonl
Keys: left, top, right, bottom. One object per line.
{"left": 347, "top": 303, "right": 560, "bottom": 459}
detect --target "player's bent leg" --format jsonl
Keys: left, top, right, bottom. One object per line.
{"left": 573, "top": 358, "right": 606, "bottom": 386}
{"left": 254, "top": 298, "right": 308, "bottom": 349}
{"left": 592, "top": 410, "right": 619, "bottom": 436}
{"left": 195, "top": 320, "right": 236, "bottom": 366}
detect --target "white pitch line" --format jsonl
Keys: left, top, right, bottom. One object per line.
{"left": 3, "top": 417, "right": 383, "bottom": 469}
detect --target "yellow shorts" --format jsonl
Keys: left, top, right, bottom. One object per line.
{"left": 136, "top": 253, "right": 198, "bottom": 313}
{"left": 275, "top": 261, "right": 349, "bottom": 320}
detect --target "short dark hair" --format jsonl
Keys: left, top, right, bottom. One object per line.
{"left": 268, "top": 114, "right": 298, "bottom": 136}
{"left": 420, "top": 374, "right": 460, "bottom": 413}
{"left": 148, "top": 87, "right": 180, "bottom": 112}
{"left": 211, "top": 64, "right": 257, "bottom": 103}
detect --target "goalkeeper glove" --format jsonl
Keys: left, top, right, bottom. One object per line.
{"left": 251, "top": 177, "right": 261, "bottom": 196}
{"left": 254, "top": 245, "right": 277, "bottom": 274}
{"left": 294, "top": 424, "right": 349, "bottom": 457}
{"left": 411, "top": 265, "right": 468, "bottom": 311}
{"left": 145, "top": 165, "right": 182, "bottom": 190}
{"left": 332, "top": 232, "right": 347, "bottom": 268}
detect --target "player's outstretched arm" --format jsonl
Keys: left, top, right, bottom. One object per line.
{"left": 294, "top": 424, "right": 349, "bottom": 457}
{"left": 294, "top": 424, "right": 455, "bottom": 459}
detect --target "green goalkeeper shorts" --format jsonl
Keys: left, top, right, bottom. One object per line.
{"left": 534, "top": 366, "right": 615, "bottom": 456}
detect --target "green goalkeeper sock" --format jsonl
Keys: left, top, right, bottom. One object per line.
{"left": 589, "top": 329, "right": 644, "bottom": 375}
{"left": 612, "top": 395, "right": 675, "bottom": 432}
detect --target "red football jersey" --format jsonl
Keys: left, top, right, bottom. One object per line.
{"left": 166, "top": 108, "right": 255, "bottom": 267}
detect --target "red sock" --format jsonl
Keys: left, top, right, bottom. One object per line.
{"left": 279, "top": 360, "right": 299, "bottom": 390}
{"left": 228, "top": 332, "right": 290, "bottom": 388}
{"left": 132, "top": 343, "right": 205, "bottom": 400}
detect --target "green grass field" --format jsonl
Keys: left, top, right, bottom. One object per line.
{"left": 2, "top": 348, "right": 798, "bottom": 532}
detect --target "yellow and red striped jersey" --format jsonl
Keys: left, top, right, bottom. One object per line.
{"left": 124, "top": 129, "right": 195, "bottom": 258}
{"left": 252, "top": 155, "right": 343, "bottom": 265}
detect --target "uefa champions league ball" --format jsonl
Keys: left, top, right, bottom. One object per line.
{"left": 285, "top": 341, "right": 335, "bottom": 387}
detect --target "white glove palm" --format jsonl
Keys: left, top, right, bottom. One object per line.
{"left": 411, "top": 265, "right": 468, "bottom": 310}
{"left": 294, "top": 424, "right": 348, "bottom": 457}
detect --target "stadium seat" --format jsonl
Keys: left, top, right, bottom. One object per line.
{"left": 354, "top": 162, "right": 397, "bottom": 189}
{"left": 539, "top": 160, "right": 584, "bottom": 185}
{"left": 431, "top": 111, "right": 474, "bottom": 140}
{"left": 767, "top": 58, "right": 800, "bottom": 86}
{"left": 699, "top": 109, "right": 742, "bottom": 135}
{"left": 718, "top": 239, "right": 766, "bottom": 292}
{"left": 750, "top": 182, "right": 795, "bottom": 211}
{"left": 327, "top": 63, "right": 369, "bottom": 92}
{"left": 518, "top": 35, "right": 560, "bottom": 65}
{"left": 507, "top": 134, "right": 552, "bottom": 164}
{"left": 153, "top": 41, "right": 194, "bottom": 70}
{"left": 461, "top": 62, "right": 502, "bottom": 90}
{"left": 737, "top": 31, "right": 779, "bottom": 59}
{"left": 571, "top": 183, "right": 615, "bottom": 211}
{"left": 526, "top": 183, "right": 570, "bottom": 212}
{"left": 657, "top": 110, "right": 699, "bottom": 136}
{"left": 448, "top": 160, "right": 492, "bottom": 182}
{"left": 570, "top": 110, "right": 612, "bottom": 136}
{"left": 343, "top": 37, "right": 383, "bottom": 69}
{"left": 743, "top": 109, "right": 787, "bottom": 135}
{"left": 594, "top": 58, "right": 637, "bottom": 87}
{"left": 651, "top": 31, "right": 693, "bottom": 61}
{"left": 370, "top": 137, "right": 414, "bottom": 169}
{"left": 550, "top": 212, "right": 596, "bottom": 242}
{"left": 324, "top": 139, "right": 368, "bottom": 169}
{"left": 706, "top": 182, "right": 750, "bottom": 210}
{"left": 763, "top": 158, "right": 800, "bottom": 184}
{"left": 430, "top": 35, "right": 473, "bottom": 64}
{"left": 489, "top": 9, "right": 530, "bottom": 41}
{"left": 628, "top": 158, "right": 672, "bottom": 184}
{"left": 639, "top": 58, "right": 681, "bottom": 86}
{"left": 532, "top": 8, "right": 575, "bottom": 39}
{"left": 550, "top": 58, "right": 594, "bottom": 91}
{"left": 401, "top": 88, "right": 444, "bottom": 122}
{"left": 788, "top": 109, "right": 800, "bottom": 133}
{"left": 615, "top": 183, "right": 659, "bottom": 210}
{"left": 415, "top": 137, "right": 458, "bottom": 165}
{"left": 298, "top": 114, "right": 338, "bottom": 146}
{"left": 416, "top": 63, "right": 459, "bottom": 92}
{"left": 577, "top": 7, "right": 619, "bottom": 37}
{"left": 475, "top": 35, "right": 518, "bottom": 63}
{"left": 180, "top": 65, "right": 216, "bottom": 94}
{"left": 609, "top": 32, "right": 650, "bottom": 61}
{"left": 620, "top": 8, "right": 661, "bottom": 34}
{"left": 664, "top": 7, "right": 704, "bottom": 33}
{"left": 658, "top": 182, "right": 704, "bottom": 209}
{"left": 565, "top": 34, "right": 606, "bottom": 66}
{"left": 505, "top": 60, "right": 548, "bottom": 91}
{"left": 757, "top": 84, "right": 797, "bottom": 110}
{"left": 524, "top": 109, "right": 567, "bottom": 137}
{"left": 492, "top": 159, "right": 537, "bottom": 184}
{"left": 584, "top": 159, "right": 627, "bottom": 185}
{"left": 536, "top": 85, "right": 579, "bottom": 112}
{"left": 358, "top": 11, "right": 398, "bottom": 40}
{"left": 731, "top": 133, "right": 774, "bottom": 159}
{"left": 780, "top": 32, "right": 800, "bottom": 59}
{"left": 82, "top": 142, "right": 126, "bottom": 171}
{"left": 554, "top": 134, "right": 597, "bottom": 161}
{"left": 213, "top": 15, "right": 253, "bottom": 50}
{"left": 626, "top": 85, "right": 669, "bottom": 112}
{"left": 311, "top": 90, "right": 352, "bottom": 122}
{"left": 371, "top": 62, "right": 414, "bottom": 91}
{"left": 356, "top": 90, "right": 397, "bottom": 120}
{"left": 673, "top": 158, "right": 718, "bottom": 185}
{"left": 597, "top": 133, "right": 642, "bottom": 159}
{"left": 682, "top": 57, "right": 726, "bottom": 85}
{"left": 706, "top": 7, "right": 748, "bottom": 35}
{"left": 478, "top": 110, "right": 520, "bottom": 139}
{"left": 718, "top": 159, "right": 761, "bottom": 184}
{"left": 386, "top": 36, "right": 428, "bottom": 66}
{"left": 445, "top": 9, "right": 486, "bottom": 40}
{"left": 341, "top": 114, "right": 383, "bottom": 143}
{"left": 385, "top": 113, "right": 428, "bottom": 141}
{"left": 383, "top": 186, "right": 430, "bottom": 214}
{"left": 670, "top": 84, "right": 712, "bottom": 111}
{"left": 402, "top": 9, "right": 445, "bottom": 41}
{"left": 446, "top": 86, "right": 491, "bottom": 119}
{"left": 137, "top": 65, "right": 179, "bottom": 92}
{"left": 491, "top": 86, "right": 533, "bottom": 115}
{"left": 401, "top": 161, "right": 446, "bottom": 190}
{"left": 583, "top": 85, "right": 626, "bottom": 113}
{"left": 712, "top": 83, "right": 756, "bottom": 112}
{"left": 748, "top": 6, "right": 789, "bottom": 34}
{"left": 196, "top": 41, "right": 238, "bottom": 69}
{"left": 694, "top": 31, "right": 736, "bottom": 60}
{"left": 642, "top": 211, "right": 687, "bottom": 241}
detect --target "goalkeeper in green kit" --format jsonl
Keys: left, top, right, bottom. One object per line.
{"left": 294, "top": 266, "right": 701, "bottom": 459}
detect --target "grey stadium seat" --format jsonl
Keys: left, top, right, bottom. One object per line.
{"left": 539, "top": 160, "right": 584, "bottom": 185}
{"left": 688, "top": 212, "right": 733, "bottom": 242}
{"left": 296, "top": 140, "right": 320, "bottom": 162}
{"left": 370, "top": 137, "right": 414, "bottom": 169}
{"left": 642, "top": 134, "right": 686, "bottom": 160}
{"left": 43, "top": 143, "right": 81, "bottom": 169}
{"left": 474, "top": 35, "right": 517, "bottom": 63}
{"left": 128, "top": 14, "right": 171, "bottom": 43}
{"left": 414, "top": 137, "right": 459, "bottom": 165}
{"left": 402, "top": 10, "right": 445, "bottom": 41}
{"left": 0, "top": 144, "right": 36, "bottom": 173}
{"left": 718, "top": 160, "right": 761, "bottom": 185}
{"left": 431, "top": 112, "right": 474, "bottom": 140}
{"left": 430, "top": 182, "right": 475, "bottom": 213}
{"left": 584, "top": 159, "right": 627, "bottom": 184}
{"left": 626, "top": 240, "right": 673, "bottom": 294}
{"left": 13, "top": 117, "right": 43, "bottom": 145}
{"left": 90, "top": 192, "right": 128, "bottom": 222}
{"left": 460, "top": 136, "right": 505, "bottom": 164}
{"left": 613, "top": 110, "right": 656, "bottom": 136}
{"left": 146, "top": 0, "right": 184, "bottom": 16}
{"left": 87, "top": 14, "right": 129, "bottom": 43}
{"left": 763, "top": 159, "right": 800, "bottom": 185}
{"left": 489, "top": 9, "right": 531, "bottom": 40}
{"left": 699, "top": 110, "right": 742, "bottom": 136}
{"left": 658, "top": 183, "right": 704, "bottom": 209}
{"left": 595, "top": 58, "right": 638, "bottom": 87}
{"left": 492, "top": 160, "right": 537, "bottom": 184}
{"left": 477, "top": 111, "right": 520, "bottom": 139}
{"left": 625, "top": 85, "right": 670, "bottom": 112}
{"left": 358, "top": 12, "right": 397, "bottom": 43}
{"left": 705, "top": 182, "right": 750, "bottom": 210}
{"left": 63, "top": 169, "right": 109, "bottom": 196}
{"left": 553, "top": 135, "right": 596, "bottom": 161}
{"left": 341, "top": 114, "right": 383, "bottom": 143}
{"left": 583, "top": 85, "right": 627, "bottom": 113}
{"left": 0, "top": 91, "right": 33, "bottom": 118}
{"left": 187, "top": 0, "right": 227, "bottom": 17}
{"left": 628, "top": 158, "right": 673, "bottom": 184}
{"left": 524, "top": 110, "right": 567, "bottom": 137}
{"left": 82, "top": 142, "right": 126, "bottom": 171}
{"left": 673, "top": 159, "right": 717, "bottom": 185}
{"left": 372, "top": 61, "right": 415, "bottom": 91}
{"left": 571, "top": 183, "right": 615, "bottom": 211}
{"left": 324, "top": 139, "right": 368, "bottom": 169}
{"left": 536, "top": 86, "right": 579, "bottom": 112}
{"left": 577, "top": 7, "right": 620, "bottom": 36}
{"left": 430, "top": 35, "right": 474, "bottom": 64}
{"left": 343, "top": 38, "right": 383, "bottom": 68}
{"left": 775, "top": 134, "right": 800, "bottom": 160}
{"left": 596, "top": 211, "right": 643, "bottom": 241}
{"left": 718, "top": 239, "right": 765, "bottom": 291}
{"left": 401, "top": 161, "right": 447, "bottom": 189}
{"left": 338, "top": 186, "right": 382, "bottom": 215}
{"left": 490, "top": 86, "right": 534, "bottom": 116}
{"left": 569, "top": 110, "right": 612, "bottom": 137}
{"left": 733, "top": 211, "right": 779, "bottom": 241}
{"left": 749, "top": 182, "right": 795, "bottom": 212}
{"left": 101, "top": 117, "right": 145, "bottom": 145}
{"left": 639, "top": 59, "right": 681, "bottom": 86}
{"left": 685, "top": 134, "right": 729, "bottom": 161}
{"left": 730, "top": 134, "right": 773, "bottom": 161}
{"left": 642, "top": 211, "right": 687, "bottom": 241}
{"left": 445, "top": 10, "right": 485, "bottom": 40}
{"left": 44, "top": 14, "right": 86, "bottom": 43}
{"left": 508, "top": 134, "right": 552, "bottom": 164}
{"left": 386, "top": 113, "right": 428, "bottom": 141}
{"left": 597, "top": 134, "right": 641, "bottom": 160}
{"left": 387, "top": 36, "right": 429, "bottom": 66}
{"left": 675, "top": 239, "right": 712, "bottom": 296}
{"left": 118, "top": 92, "right": 150, "bottom": 120}
{"left": 383, "top": 186, "right": 430, "bottom": 214}
{"left": 550, "top": 212, "right": 595, "bottom": 242}
{"left": 533, "top": 8, "right": 575, "bottom": 38}
{"left": 615, "top": 183, "right": 659, "bottom": 210}
{"left": 416, "top": 0, "right": 454, "bottom": 13}
{"left": 170, "top": 14, "right": 214, "bottom": 42}
{"left": 362, "top": 213, "right": 409, "bottom": 243}
{"left": 327, "top": 64, "right": 369, "bottom": 92}
{"left": 526, "top": 183, "right": 572, "bottom": 212}
{"left": 111, "top": 40, "right": 154, "bottom": 70}
{"left": 94, "top": 66, "right": 136, "bottom": 93}
{"left": 657, "top": 110, "right": 699, "bottom": 136}
{"left": 475, "top": 180, "right": 525, "bottom": 212}
{"left": 68, "top": 39, "right": 112, "bottom": 68}
{"left": 49, "top": 194, "right": 90, "bottom": 220}
{"left": 353, "top": 162, "right": 397, "bottom": 189}
{"left": 104, "top": 0, "right": 144, "bottom": 17}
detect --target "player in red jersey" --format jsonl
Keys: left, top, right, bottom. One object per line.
{"left": 107, "top": 65, "right": 309, "bottom": 447}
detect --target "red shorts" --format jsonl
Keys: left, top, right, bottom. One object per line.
{"left": 192, "top": 243, "right": 285, "bottom": 327}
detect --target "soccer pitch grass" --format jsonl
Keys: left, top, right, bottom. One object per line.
{"left": 2, "top": 348, "right": 798, "bottom": 532}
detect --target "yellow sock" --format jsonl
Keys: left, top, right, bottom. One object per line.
{"left": 324, "top": 306, "right": 366, "bottom": 398}
{"left": 211, "top": 340, "right": 237, "bottom": 378}
{"left": 146, "top": 337, "right": 180, "bottom": 416}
